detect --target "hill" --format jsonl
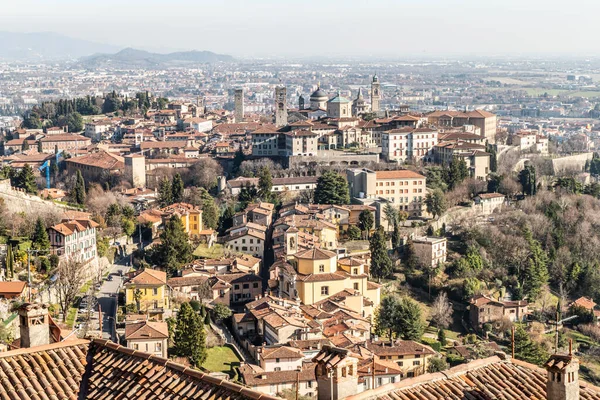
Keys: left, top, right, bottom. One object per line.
{"left": 80, "top": 48, "right": 234, "bottom": 67}
{"left": 0, "top": 31, "right": 120, "bottom": 61}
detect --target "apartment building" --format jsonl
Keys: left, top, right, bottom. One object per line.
{"left": 84, "top": 120, "right": 112, "bottom": 141}
{"left": 346, "top": 168, "right": 427, "bottom": 216}
{"left": 125, "top": 320, "right": 169, "bottom": 358}
{"left": 39, "top": 134, "right": 91, "bottom": 153}
{"left": 124, "top": 269, "right": 170, "bottom": 320}
{"left": 251, "top": 127, "right": 281, "bottom": 157}
{"left": 412, "top": 236, "right": 447, "bottom": 268}
{"left": 284, "top": 130, "right": 318, "bottom": 156}
{"left": 159, "top": 203, "right": 203, "bottom": 237}
{"left": 48, "top": 218, "right": 99, "bottom": 263}
{"left": 381, "top": 128, "right": 438, "bottom": 162}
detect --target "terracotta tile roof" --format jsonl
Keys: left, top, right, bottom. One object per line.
{"left": 294, "top": 248, "right": 336, "bottom": 260}
{"left": 240, "top": 363, "right": 315, "bottom": 386}
{"left": 0, "top": 281, "right": 27, "bottom": 295}
{"left": 260, "top": 346, "right": 304, "bottom": 360}
{"left": 66, "top": 150, "right": 124, "bottom": 170}
{"left": 364, "top": 340, "right": 436, "bottom": 357}
{"left": 86, "top": 339, "right": 280, "bottom": 399}
{"left": 127, "top": 268, "right": 167, "bottom": 286}
{"left": 375, "top": 170, "right": 425, "bottom": 180}
{"left": 296, "top": 272, "right": 347, "bottom": 283}
{"left": 345, "top": 356, "right": 600, "bottom": 400}
{"left": 571, "top": 296, "right": 596, "bottom": 310}
{"left": 125, "top": 320, "right": 169, "bottom": 340}
{"left": 40, "top": 134, "right": 90, "bottom": 142}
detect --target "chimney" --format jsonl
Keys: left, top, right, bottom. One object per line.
{"left": 18, "top": 303, "right": 50, "bottom": 348}
{"left": 545, "top": 344, "right": 580, "bottom": 400}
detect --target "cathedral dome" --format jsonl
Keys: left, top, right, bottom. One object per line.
{"left": 310, "top": 87, "right": 328, "bottom": 100}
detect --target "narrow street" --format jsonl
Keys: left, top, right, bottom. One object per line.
{"left": 96, "top": 258, "right": 130, "bottom": 341}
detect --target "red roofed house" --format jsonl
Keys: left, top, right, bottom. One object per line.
{"left": 125, "top": 319, "right": 169, "bottom": 358}
{"left": 0, "top": 281, "right": 27, "bottom": 299}
{"left": 469, "top": 294, "right": 529, "bottom": 331}
{"left": 48, "top": 218, "right": 99, "bottom": 263}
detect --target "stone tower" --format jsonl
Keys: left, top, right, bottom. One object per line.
{"left": 313, "top": 346, "right": 359, "bottom": 400}
{"left": 546, "top": 348, "right": 580, "bottom": 400}
{"left": 234, "top": 88, "right": 244, "bottom": 122}
{"left": 275, "top": 86, "right": 288, "bottom": 127}
{"left": 125, "top": 154, "right": 146, "bottom": 188}
{"left": 299, "top": 94, "right": 305, "bottom": 110}
{"left": 371, "top": 74, "right": 381, "bottom": 113}
{"left": 18, "top": 303, "right": 49, "bottom": 348}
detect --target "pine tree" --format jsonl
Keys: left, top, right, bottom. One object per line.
{"left": 31, "top": 217, "right": 50, "bottom": 255}
{"left": 369, "top": 226, "right": 393, "bottom": 280}
{"left": 519, "top": 165, "right": 537, "bottom": 196}
{"left": 218, "top": 204, "right": 235, "bottom": 235}
{"left": 155, "top": 216, "right": 193, "bottom": 275}
{"left": 403, "top": 239, "right": 420, "bottom": 271}
{"left": 171, "top": 173, "right": 184, "bottom": 203}
{"left": 374, "top": 295, "right": 399, "bottom": 339}
{"left": 425, "top": 189, "right": 447, "bottom": 219}
{"left": 314, "top": 171, "right": 350, "bottom": 205}
{"left": 513, "top": 324, "right": 548, "bottom": 366}
{"left": 521, "top": 227, "right": 549, "bottom": 301}
{"left": 73, "top": 170, "right": 86, "bottom": 204}
{"left": 17, "top": 164, "right": 37, "bottom": 194}
{"left": 158, "top": 176, "right": 172, "bottom": 207}
{"left": 447, "top": 156, "right": 469, "bottom": 190}
{"left": 392, "top": 222, "right": 402, "bottom": 249}
{"left": 173, "top": 302, "right": 207, "bottom": 368}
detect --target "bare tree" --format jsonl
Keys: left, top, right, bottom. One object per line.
{"left": 55, "top": 257, "right": 86, "bottom": 319}
{"left": 430, "top": 292, "right": 453, "bottom": 329}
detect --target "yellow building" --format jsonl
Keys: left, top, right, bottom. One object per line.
{"left": 125, "top": 269, "right": 169, "bottom": 320}
{"left": 289, "top": 248, "right": 381, "bottom": 307}
{"left": 160, "top": 202, "right": 203, "bottom": 237}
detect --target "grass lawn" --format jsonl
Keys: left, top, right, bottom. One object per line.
{"left": 202, "top": 346, "right": 241, "bottom": 377}
{"left": 65, "top": 307, "right": 77, "bottom": 328}
{"left": 194, "top": 244, "right": 226, "bottom": 259}
{"left": 80, "top": 280, "right": 93, "bottom": 294}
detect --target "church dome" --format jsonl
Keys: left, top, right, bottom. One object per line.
{"left": 310, "top": 87, "right": 328, "bottom": 100}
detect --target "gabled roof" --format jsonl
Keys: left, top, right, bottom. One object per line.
{"left": 260, "top": 346, "right": 304, "bottom": 360}
{"left": 295, "top": 248, "right": 336, "bottom": 260}
{"left": 0, "top": 281, "right": 27, "bottom": 295}
{"left": 125, "top": 320, "right": 169, "bottom": 340}
{"left": 127, "top": 268, "right": 167, "bottom": 286}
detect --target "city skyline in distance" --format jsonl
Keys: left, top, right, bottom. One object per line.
{"left": 1, "top": 0, "right": 599, "bottom": 59}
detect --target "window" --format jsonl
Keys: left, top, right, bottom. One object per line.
{"left": 319, "top": 264, "right": 325, "bottom": 272}
{"left": 243, "top": 284, "right": 249, "bottom": 289}
{"left": 353, "top": 283, "right": 359, "bottom": 290}
{"left": 153, "top": 288, "right": 158, "bottom": 296}
{"left": 413, "top": 360, "right": 421, "bottom": 366}
{"left": 353, "top": 268, "right": 358, "bottom": 275}
{"left": 155, "top": 342, "right": 162, "bottom": 352}
{"left": 378, "top": 377, "right": 382, "bottom": 386}
{"left": 321, "top": 286, "right": 329, "bottom": 296}
{"left": 274, "top": 367, "right": 281, "bottom": 371}
{"left": 276, "top": 358, "right": 280, "bottom": 363}
{"left": 253, "top": 282, "right": 259, "bottom": 288}
{"left": 307, "top": 381, "right": 313, "bottom": 388}
{"left": 234, "top": 284, "right": 240, "bottom": 290}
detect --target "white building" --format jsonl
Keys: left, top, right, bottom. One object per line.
{"left": 381, "top": 128, "right": 438, "bottom": 163}
{"left": 412, "top": 236, "right": 447, "bottom": 268}
{"left": 47, "top": 218, "right": 99, "bottom": 263}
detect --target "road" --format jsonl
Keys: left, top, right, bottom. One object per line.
{"left": 96, "top": 258, "right": 130, "bottom": 342}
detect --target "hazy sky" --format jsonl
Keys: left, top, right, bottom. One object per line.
{"left": 0, "top": 0, "right": 597, "bottom": 58}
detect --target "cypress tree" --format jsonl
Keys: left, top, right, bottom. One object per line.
{"left": 155, "top": 216, "right": 193, "bottom": 275}
{"left": 158, "top": 176, "right": 172, "bottom": 207}
{"left": 37, "top": 141, "right": 43, "bottom": 153}
{"left": 171, "top": 173, "right": 184, "bottom": 204}
{"left": 369, "top": 226, "right": 393, "bottom": 280}
{"left": 174, "top": 302, "right": 207, "bottom": 368}
{"left": 73, "top": 170, "right": 86, "bottom": 204}
{"left": 6, "top": 246, "right": 13, "bottom": 278}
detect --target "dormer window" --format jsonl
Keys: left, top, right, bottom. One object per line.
{"left": 319, "top": 265, "right": 325, "bottom": 272}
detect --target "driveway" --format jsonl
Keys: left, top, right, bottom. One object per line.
{"left": 97, "top": 258, "right": 130, "bottom": 342}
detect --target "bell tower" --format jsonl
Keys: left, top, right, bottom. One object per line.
{"left": 275, "top": 86, "right": 288, "bottom": 127}
{"left": 234, "top": 88, "right": 244, "bottom": 122}
{"left": 371, "top": 74, "right": 381, "bottom": 113}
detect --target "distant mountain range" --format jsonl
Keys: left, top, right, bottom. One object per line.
{"left": 80, "top": 48, "right": 234, "bottom": 67}
{"left": 0, "top": 32, "right": 234, "bottom": 64}
{"left": 0, "top": 31, "right": 121, "bottom": 60}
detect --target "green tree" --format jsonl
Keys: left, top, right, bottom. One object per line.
{"left": 212, "top": 303, "right": 233, "bottom": 322}
{"left": 462, "top": 277, "right": 481, "bottom": 301}
{"left": 16, "top": 164, "right": 37, "bottom": 194}
{"left": 31, "top": 217, "right": 50, "bottom": 255}
{"left": 218, "top": 203, "right": 235, "bottom": 235}
{"left": 447, "top": 156, "right": 469, "bottom": 190}
{"left": 383, "top": 204, "right": 398, "bottom": 229}
{"left": 519, "top": 165, "right": 537, "bottom": 196}
{"left": 374, "top": 295, "right": 399, "bottom": 339}
{"left": 171, "top": 173, "right": 184, "bottom": 203}
{"left": 347, "top": 225, "right": 361, "bottom": 240}
{"left": 427, "top": 357, "right": 449, "bottom": 373}
{"left": 232, "top": 148, "right": 245, "bottom": 175}
{"left": 258, "top": 166, "right": 273, "bottom": 199}
{"left": 513, "top": 324, "right": 548, "bottom": 366}
{"left": 6, "top": 245, "right": 13, "bottom": 278}
{"left": 487, "top": 173, "right": 503, "bottom": 193}
{"left": 158, "top": 176, "right": 172, "bottom": 207}
{"left": 438, "top": 328, "right": 447, "bottom": 346}
{"left": 396, "top": 297, "right": 425, "bottom": 340}
{"left": 358, "top": 210, "right": 374, "bottom": 239}
{"left": 173, "top": 302, "right": 207, "bottom": 368}
{"left": 73, "top": 170, "right": 86, "bottom": 204}
{"left": 238, "top": 184, "right": 259, "bottom": 208}
{"left": 197, "top": 187, "right": 219, "bottom": 230}
{"left": 403, "top": 239, "right": 420, "bottom": 271}
{"left": 37, "top": 141, "right": 43, "bottom": 153}
{"left": 425, "top": 189, "right": 447, "bottom": 219}
{"left": 486, "top": 144, "right": 497, "bottom": 173}
{"left": 369, "top": 226, "right": 393, "bottom": 280}
{"left": 154, "top": 216, "right": 193, "bottom": 275}
{"left": 22, "top": 140, "right": 30, "bottom": 152}
{"left": 392, "top": 222, "right": 403, "bottom": 250}
{"left": 121, "top": 219, "right": 136, "bottom": 240}
{"left": 521, "top": 227, "right": 549, "bottom": 301}
{"left": 314, "top": 171, "right": 350, "bottom": 205}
